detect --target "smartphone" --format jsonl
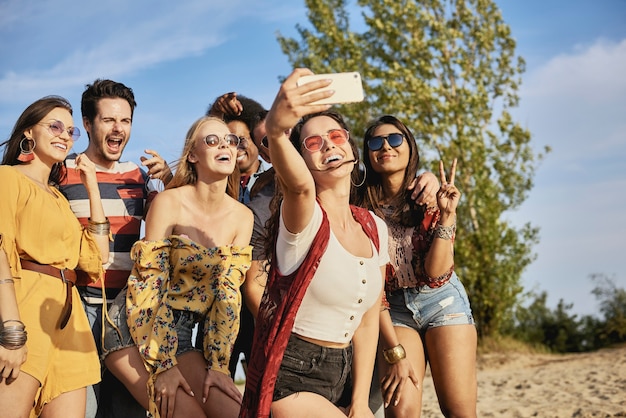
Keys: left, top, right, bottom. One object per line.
{"left": 297, "top": 71, "right": 364, "bottom": 105}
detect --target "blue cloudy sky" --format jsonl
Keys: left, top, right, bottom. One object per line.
{"left": 1, "top": 0, "right": 625, "bottom": 317}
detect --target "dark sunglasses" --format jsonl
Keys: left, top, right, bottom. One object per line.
{"left": 38, "top": 120, "right": 81, "bottom": 140}
{"left": 203, "top": 133, "right": 240, "bottom": 148}
{"left": 302, "top": 129, "right": 349, "bottom": 152}
{"left": 367, "top": 133, "right": 404, "bottom": 151}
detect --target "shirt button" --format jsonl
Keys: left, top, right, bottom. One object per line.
{"left": 362, "top": 279, "right": 366, "bottom": 284}
{"left": 345, "top": 332, "right": 349, "bottom": 337}
{"left": 358, "top": 298, "right": 363, "bottom": 304}
{"left": 350, "top": 315, "right": 355, "bottom": 320}
{"left": 359, "top": 260, "right": 364, "bottom": 265}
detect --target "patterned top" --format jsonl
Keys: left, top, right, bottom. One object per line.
{"left": 125, "top": 235, "right": 252, "bottom": 413}
{"left": 383, "top": 205, "right": 454, "bottom": 291}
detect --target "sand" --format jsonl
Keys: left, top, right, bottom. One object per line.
{"left": 236, "top": 345, "right": 626, "bottom": 417}
{"left": 420, "top": 345, "right": 626, "bottom": 417}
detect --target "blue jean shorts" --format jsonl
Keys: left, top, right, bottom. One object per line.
{"left": 102, "top": 287, "right": 201, "bottom": 360}
{"left": 273, "top": 334, "right": 352, "bottom": 404}
{"left": 388, "top": 272, "right": 475, "bottom": 337}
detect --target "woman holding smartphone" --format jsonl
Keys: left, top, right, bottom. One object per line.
{"left": 240, "top": 69, "right": 389, "bottom": 418}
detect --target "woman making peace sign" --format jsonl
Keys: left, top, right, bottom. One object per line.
{"left": 356, "top": 115, "right": 477, "bottom": 418}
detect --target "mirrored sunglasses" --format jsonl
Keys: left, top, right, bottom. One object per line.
{"left": 367, "top": 133, "right": 404, "bottom": 151}
{"left": 40, "top": 120, "right": 81, "bottom": 140}
{"left": 302, "top": 129, "right": 349, "bottom": 152}
{"left": 203, "top": 133, "right": 240, "bottom": 148}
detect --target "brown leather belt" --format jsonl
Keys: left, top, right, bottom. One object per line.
{"left": 20, "top": 259, "right": 76, "bottom": 329}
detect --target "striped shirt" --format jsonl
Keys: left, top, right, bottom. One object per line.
{"left": 61, "top": 155, "right": 155, "bottom": 299}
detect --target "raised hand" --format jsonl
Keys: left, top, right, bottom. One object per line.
{"left": 437, "top": 158, "right": 460, "bottom": 216}
{"left": 140, "top": 149, "right": 173, "bottom": 185}
{"left": 209, "top": 92, "right": 243, "bottom": 118}
{"left": 264, "top": 68, "right": 333, "bottom": 140}
{"left": 74, "top": 152, "right": 99, "bottom": 191}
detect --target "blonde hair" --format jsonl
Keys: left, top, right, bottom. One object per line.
{"left": 166, "top": 116, "right": 240, "bottom": 199}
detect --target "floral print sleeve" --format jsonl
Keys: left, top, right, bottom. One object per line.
{"left": 125, "top": 236, "right": 252, "bottom": 375}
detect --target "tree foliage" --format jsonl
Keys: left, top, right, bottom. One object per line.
{"left": 277, "top": 0, "right": 549, "bottom": 337}
{"left": 504, "top": 274, "right": 626, "bottom": 352}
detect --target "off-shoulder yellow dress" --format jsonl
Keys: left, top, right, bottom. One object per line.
{"left": 124, "top": 235, "right": 252, "bottom": 418}
{"left": 0, "top": 166, "right": 103, "bottom": 416}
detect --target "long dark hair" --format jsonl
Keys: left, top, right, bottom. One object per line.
{"left": 262, "top": 110, "right": 361, "bottom": 260}
{"left": 356, "top": 115, "right": 423, "bottom": 226}
{"left": 1, "top": 95, "right": 73, "bottom": 186}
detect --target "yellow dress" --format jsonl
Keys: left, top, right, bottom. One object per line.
{"left": 0, "top": 166, "right": 103, "bottom": 416}
{"left": 125, "top": 235, "right": 252, "bottom": 417}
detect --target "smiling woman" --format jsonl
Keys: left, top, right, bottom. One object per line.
{"left": 0, "top": 96, "right": 109, "bottom": 418}
{"left": 101, "top": 115, "right": 253, "bottom": 418}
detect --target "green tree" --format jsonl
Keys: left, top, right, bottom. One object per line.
{"left": 278, "top": 0, "right": 549, "bottom": 337}
{"left": 590, "top": 273, "right": 626, "bottom": 345}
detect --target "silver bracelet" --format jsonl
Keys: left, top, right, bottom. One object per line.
{"left": 435, "top": 223, "right": 456, "bottom": 240}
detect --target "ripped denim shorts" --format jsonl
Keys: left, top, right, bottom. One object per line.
{"left": 388, "top": 272, "right": 475, "bottom": 336}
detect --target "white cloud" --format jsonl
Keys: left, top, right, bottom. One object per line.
{"left": 524, "top": 38, "right": 626, "bottom": 101}
{"left": 0, "top": 0, "right": 297, "bottom": 103}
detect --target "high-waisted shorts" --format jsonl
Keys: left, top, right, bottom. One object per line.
{"left": 273, "top": 334, "right": 352, "bottom": 405}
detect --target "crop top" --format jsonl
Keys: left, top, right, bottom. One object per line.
{"left": 276, "top": 202, "right": 389, "bottom": 343}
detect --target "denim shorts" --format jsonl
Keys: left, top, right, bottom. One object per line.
{"left": 388, "top": 272, "right": 475, "bottom": 337}
{"left": 273, "top": 334, "right": 352, "bottom": 404}
{"left": 102, "top": 288, "right": 202, "bottom": 360}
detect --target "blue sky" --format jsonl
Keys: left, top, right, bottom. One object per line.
{"left": 1, "top": 0, "right": 625, "bottom": 318}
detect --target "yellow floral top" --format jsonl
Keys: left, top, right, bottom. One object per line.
{"left": 125, "top": 235, "right": 251, "bottom": 407}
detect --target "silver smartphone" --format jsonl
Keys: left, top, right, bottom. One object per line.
{"left": 297, "top": 71, "right": 364, "bottom": 105}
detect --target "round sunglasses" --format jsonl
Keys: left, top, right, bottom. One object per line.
{"left": 203, "top": 133, "right": 240, "bottom": 148}
{"left": 367, "top": 133, "right": 405, "bottom": 151}
{"left": 38, "top": 120, "right": 81, "bottom": 140}
{"left": 302, "top": 129, "right": 349, "bottom": 152}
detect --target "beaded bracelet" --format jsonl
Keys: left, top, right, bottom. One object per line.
{"left": 383, "top": 344, "right": 406, "bottom": 364}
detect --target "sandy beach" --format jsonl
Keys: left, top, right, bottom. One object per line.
{"left": 236, "top": 345, "right": 626, "bottom": 417}
{"left": 420, "top": 345, "right": 626, "bottom": 417}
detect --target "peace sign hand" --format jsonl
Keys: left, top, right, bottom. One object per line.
{"left": 437, "top": 158, "right": 461, "bottom": 216}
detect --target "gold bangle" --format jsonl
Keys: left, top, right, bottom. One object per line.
{"left": 88, "top": 218, "right": 110, "bottom": 225}
{"left": 383, "top": 344, "right": 406, "bottom": 364}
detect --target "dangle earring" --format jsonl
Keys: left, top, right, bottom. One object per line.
{"left": 351, "top": 160, "right": 367, "bottom": 188}
{"left": 17, "top": 137, "right": 36, "bottom": 162}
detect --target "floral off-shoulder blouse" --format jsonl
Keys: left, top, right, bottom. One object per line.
{"left": 125, "top": 235, "right": 252, "bottom": 380}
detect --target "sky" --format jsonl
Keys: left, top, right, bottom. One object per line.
{"left": 1, "top": 0, "right": 625, "bottom": 318}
